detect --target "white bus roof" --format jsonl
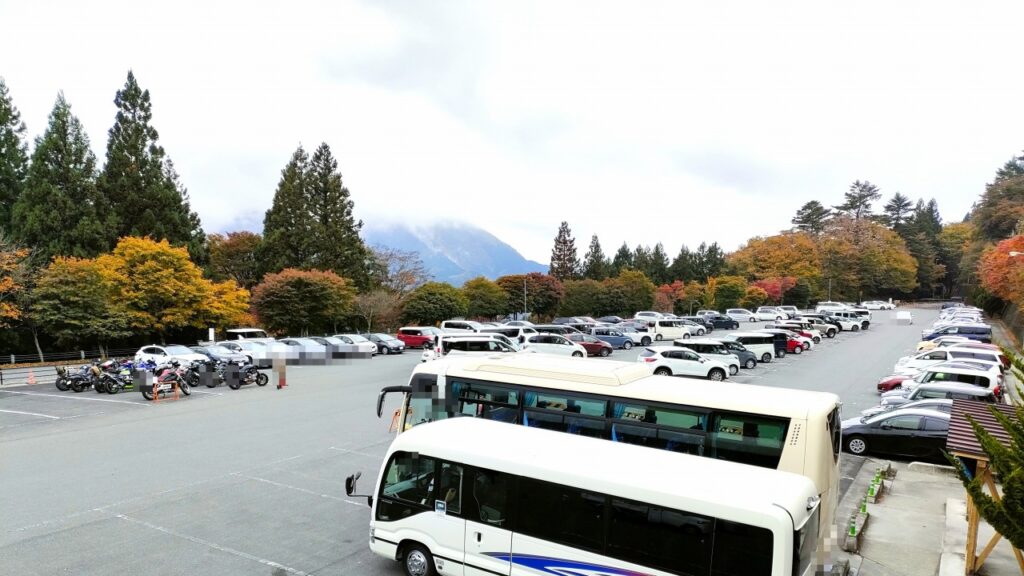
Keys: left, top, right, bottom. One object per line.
{"left": 414, "top": 355, "right": 838, "bottom": 419}
{"left": 391, "top": 417, "right": 817, "bottom": 523}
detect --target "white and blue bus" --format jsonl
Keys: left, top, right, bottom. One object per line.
{"left": 347, "top": 417, "right": 821, "bottom": 576}
{"left": 376, "top": 354, "right": 842, "bottom": 555}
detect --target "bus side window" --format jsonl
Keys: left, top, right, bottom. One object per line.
{"left": 470, "top": 468, "right": 511, "bottom": 526}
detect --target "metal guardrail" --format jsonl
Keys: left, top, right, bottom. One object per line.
{"left": 0, "top": 348, "right": 138, "bottom": 366}
{"left": 0, "top": 362, "right": 85, "bottom": 387}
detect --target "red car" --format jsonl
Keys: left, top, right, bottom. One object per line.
{"left": 784, "top": 337, "right": 804, "bottom": 355}
{"left": 568, "top": 333, "right": 614, "bottom": 357}
{"left": 396, "top": 327, "right": 437, "bottom": 350}
{"left": 877, "top": 374, "right": 914, "bottom": 392}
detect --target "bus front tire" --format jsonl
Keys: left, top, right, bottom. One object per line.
{"left": 402, "top": 543, "right": 437, "bottom": 576}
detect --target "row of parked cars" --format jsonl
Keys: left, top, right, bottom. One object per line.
{"left": 840, "top": 303, "right": 1004, "bottom": 461}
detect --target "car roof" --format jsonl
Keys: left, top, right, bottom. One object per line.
{"left": 676, "top": 338, "right": 726, "bottom": 345}
{"left": 867, "top": 407, "right": 952, "bottom": 422}
{"left": 915, "top": 381, "right": 995, "bottom": 392}
{"left": 922, "top": 362, "right": 998, "bottom": 375}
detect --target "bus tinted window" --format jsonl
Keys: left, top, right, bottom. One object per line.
{"left": 516, "top": 478, "right": 605, "bottom": 554}
{"left": 610, "top": 422, "right": 705, "bottom": 456}
{"left": 469, "top": 468, "right": 512, "bottom": 526}
{"left": 455, "top": 381, "right": 520, "bottom": 423}
{"left": 709, "top": 413, "right": 788, "bottom": 468}
{"left": 527, "top": 392, "right": 606, "bottom": 416}
{"left": 613, "top": 401, "right": 705, "bottom": 429}
{"left": 524, "top": 410, "right": 606, "bottom": 438}
{"left": 711, "top": 520, "right": 774, "bottom": 576}
{"left": 608, "top": 498, "right": 713, "bottom": 575}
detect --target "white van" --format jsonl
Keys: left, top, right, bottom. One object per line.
{"left": 649, "top": 319, "right": 697, "bottom": 341}
{"left": 479, "top": 325, "right": 538, "bottom": 344}
{"left": 439, "top": 319, "right": 483, "bottom": 333}
{"left": 721, "top": 332, "right": 778, "bottom": 364}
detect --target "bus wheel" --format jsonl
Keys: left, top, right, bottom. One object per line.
{"left": 403, "top": 544, "right": 436, "bottom": 576}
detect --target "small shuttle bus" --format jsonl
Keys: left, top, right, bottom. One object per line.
{"left": 348, "top": 417, "right": 821, "bottom": 576}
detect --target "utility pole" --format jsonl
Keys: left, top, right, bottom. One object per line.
{"left": 828, "top": 278, "right": 832, "bottom": 301}
{"left": 523, "top": 277, "right": 527, "bottom": 319}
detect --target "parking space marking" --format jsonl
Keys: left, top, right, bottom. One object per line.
{"left": 328, "top": 446, "right": 384, "bottom": 459}
{"left": 187, "top": 389, "right": 223, "bottom": 396}
{"left": 232, "top": 473, "right": 365, "bottom": 507}
{"left": 0, "top": 408, "right": 61, "bottom": 419}
{"left": 0, "top": 390, "right": 150, "bottom": 406}
{"left": 115, "top": 513, "right": 313, "bottom": 576}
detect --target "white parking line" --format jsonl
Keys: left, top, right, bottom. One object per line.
{"left": 0, "top": 390, "right": 149, "bottom": 406}
{"left": 187, "top": 389, "right": 223, "bottom": 396}
{"left": 0, "top": 408, "right": 61, "bottom": 419}
{"left": 232, "top": 473, "right": 365, "bottom": 507}
{"left": 115, "top": 513, "right": 313, "bottom": 576}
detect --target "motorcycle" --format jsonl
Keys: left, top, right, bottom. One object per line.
{"left": 224, "top": 362, "right": 269, "bottom": 390}
{"left": 141, "top": 361, "right": 192, "bottom": 400}
{"left": 101, "top": 359, "right": 139, "bottom": 395}
{"left": 54, "top": 365, "right": 75, "bottom": 391}
{"left": 70, "top": 363, "right": 102, "bottom": 393}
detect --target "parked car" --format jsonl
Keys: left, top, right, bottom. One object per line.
{"left": 757, "top": 329, "right": 807, "bottom": 354}
{"left": 190, "top": 345, "right": 248, "bottom": 365}
{"left": 860, "top": 398, "right": 953, "bottom": 419}
{"left": 694, "top": 309, "right": 718, "bottom": 317}
{"left": 704, "top": 313, "right": 740, "bottom": 330}
{"left": 637, "top": 347, "right": 731, "bottom": 381}
{"left": 278, "top": 337, "right": 329, "bottom": 360}
{"left": 396, "top": 326, "right": 438, "bottom": 350}
{"left": 222, "top": 328, "right": 275, "bottom": 342}
{"left": 648, "top": 319, "right": 698, "bottom": 341}
{"left": 894, "top": 347, "right": 1006, "bottom": 376}
{"left": 588, "top": 326, "right": 635, "bottom": 349}
{"left": 796, "top": 317, "right": 838, "bottom": 338}
{"left": 532, "top": 324, "right": 581, "bottom": 336}
{"left": 614, "top": 325, "right": 653, "bottom": 347}
{"left": 672, "top": 338, "right": 746, "bottom": 374}
{"left": 815, "top": 301, "right": 850, "bottom": 313}
{"left": 219, "top": 340, "right": 273, "bottom": 367}
{"left": 521, "top": 333, "right": 588, "bottom": 357}
{"left": 596, "top": 316, "right": 624, "bottom": 324}
{"left": 365, "top": 333, "right": 406, "bottom": 354}
{"left": 680, "top": 315, "right": 715, "bottom": 332}
{"left": 421, "top": 334, "right": 522, "bottom": 362}
{"left": 439, "top": 319, "right": 484, "bottom": 333}
{"left": 772, "top": 320, "right": 824, "bottom": 342}
{"left": 776, "top": 305, "right": 800, "bottom": 318}
{"left": 861, "top": 300, "right": 895, "bottom": 310}
{"left": 634, "top": 311, "right": 665, "bottom": 321}
{"left": 332, "top": 334, "right": 379, "bottom": 356}
{"left": 502, "top": 320, "right": 535, "bottom": 327}
{"left": 880, "top": 380, "right": 999, "bottom": 411}
{"left": 754, "top": 306, "right": 786, "bottom": 321}
{"left": 135, "top": 344, "right": 209, "bottom": 365}
{"left": 567, "top": 333, "right": 614, "bottom": 357}
{"left": 841, "top": 408, "right": 950, "bottom": 460}
{"left": 721, "top": 332, "right": 778, "bottom": 363}
{"left": 832, "top": 310, "right": 870, "bottom": 330}
{"left": 725, "top": 308, "right": 758, "bottom": 323}
{"left": 920, "top": 323, "right": 992, "bottom": 344}
{"left": 479, "top": 326, "right": 539, "bottom": 345}
{"left": 824, "top": 313, "right": 863, "bottom": 332}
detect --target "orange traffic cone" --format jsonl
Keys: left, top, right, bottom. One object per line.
{"left": 27, "top": 370, "right": 37, "bottom": 385}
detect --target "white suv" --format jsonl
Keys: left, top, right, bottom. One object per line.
{"left": 421, "top": 334, "right": 523, "bottom": 362}
{"left": 521, "top": 333, "right": 588, "bottom": 358}
{"left": 725, "top": 308, "right": 758, "bottom": 323}
{"left": 637, "top": 347, "right": 731, "bottom": 381}
{"left": 754, "top": 306, "right": 785, "bottom": 321}
{"left": 815, "top": 301, "right": 849, "bottom": 313}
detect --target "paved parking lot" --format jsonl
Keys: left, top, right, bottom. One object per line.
{"left": 0, "top": 308, "right": 935, "bottom": 575}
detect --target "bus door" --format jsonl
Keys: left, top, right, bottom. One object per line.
{"left": 463, "top": 468, "right": 513, "bottom": 576}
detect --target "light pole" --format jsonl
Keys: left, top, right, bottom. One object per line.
{"left": 523, "top": 277, "right": 527, "bottom": 320}
{"left": 827, "top": 278, "right": 832, "bottom": 301}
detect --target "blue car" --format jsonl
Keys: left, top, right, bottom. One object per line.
{"left": 921, "top": 323, "right": 991, "bottom": 343}
{"left": 589, "top": 327, "right": 635, "bottom": 349}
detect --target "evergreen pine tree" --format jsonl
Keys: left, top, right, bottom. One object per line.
{"left": 0, "top": 78, "right": 29, "bottom": 232}
{"left": 669, "top": 244, "right": 694, "bottom": 282}
{"left": 791, "top": 200, "right": 832, "bottom": 234}
{"left": 882, "top": 192, "right": 914, "bottom": 231}
{"left": 306, "top": 143, "right": 370, "bottom": 288}
{"left": 260, "top": 146, "right": 314, "bottom": 274}
{"left": 581, "top": 234, "right": 608, "bottom": 280}
{"left": 632, "top": 244, "right": 651, "bottom": 278}
{"left": 693, "top": 242, "right": 726, "bottom": 281}
{"left": 98, "top": 70, "right": 203, "bottom": 258}
{"left": 834, "top": 180, "right": 882, "bottom": 220}
{"left": 548, "top": 221, "right": 579, "bottom": 281}
{"left": 649, "top": 242, "right": 670, "bottom": 285}
{"left": 610, "top": 242, "right": 632, "bottom": 276}
{"left": 11, "top": 94, "right": 108, "bottom": 266}
{"left": 993, "top": 152, "right": 1024, "bottom": 183}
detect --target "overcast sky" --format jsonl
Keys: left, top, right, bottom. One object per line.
{"left": 2, "top": 1, "right": 1023, "bottom": 263}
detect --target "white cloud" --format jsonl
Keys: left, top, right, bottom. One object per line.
{"left": 2, "top": 0, "right": 1022, "bottom": 264}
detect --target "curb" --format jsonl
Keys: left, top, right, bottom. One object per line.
{"left": 938, "top": 498, "right": 967, "bottom": 576}
{"left": 907, "top": 461, "right": 956, "bottom": 477}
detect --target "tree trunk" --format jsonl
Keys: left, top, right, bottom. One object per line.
{"left": 32, "top": 328, "right": 44, "bottom": 363}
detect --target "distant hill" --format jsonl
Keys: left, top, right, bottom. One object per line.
{"left": 362, "top": 222, "right": 548, "bottom": 285}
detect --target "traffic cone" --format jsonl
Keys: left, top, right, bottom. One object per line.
{"left": 27, "top": 370, "right": 36, "bottom": 385}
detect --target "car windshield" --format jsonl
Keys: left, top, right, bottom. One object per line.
{"left": 344, "top": 334, "right": 368, "bottom": 342}
{"left": 164, "top": 345, "right": 194, "bottom": 355}
{"left": 208, "top": 345, "right": 234, "bottom": 354}
{"left": 373, "top": 333, "right": 395, "bottom": 341}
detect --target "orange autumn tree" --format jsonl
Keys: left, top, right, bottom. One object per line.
{"left": 728, "top": 232, "right": 822, "bottom": 286}
{"left": 0, "top": 240, "right": 29, "bottom": 327}
{"left": 978, "top": 235, "right": 1024, "bottom": 304}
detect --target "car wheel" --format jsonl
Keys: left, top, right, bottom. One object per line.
{"left": 697, "top": 329, "right": 705, "bottom": 336}
{"left": 793, "top": 346, "right": 802, "bottom": 355}
{"left": 681, "top": 333, "right": 690, "bottom": 339}
{"left": 422, "top": 342, "right": 432, "bottom": 350}
{"left": 654, "top": 334, "right": 663, "bottom": 341}
{"left": 654, "top": 367, "right": 671, "bottom": 376}
{"left": 708, "top": 368, "right": 726, "bottom": 381}
{"left": 777, "top": 349, "right": 786, "bottom": 358}
{"left": 381, "top": 346, "right": 391, "bottom": 355}
{"left": 828, "top": 329, "right": 837, "bottom": 338}
{"left": 802, "top": 342, "right": 811, "bottom": 351}
{"left": 402, "top": 543, "right": 437, "bottom": 576}
{"left": 623, "top": 341, "right": 633, "bottom": 350}
{"left": 760, "top": 353, "right": 772, "bottom": 363}
{"left": 744, "top": 358, "right": 757, "bottom": 369}
{"left": 732, "top": 323, "right": 739, "bottom": 329}
{"left": 748, "top": 317, "right": 757, "bottom": 322}
{"left": 846, "top": 436, "right": 868, "bottom": 455}
{"left": 728, "top": 365, "right": 738, "bottom": 376}
{"left": 572, "top": 351, "right": 584, "bottom": 358}
{"left": 812, "top": 336, "right": 821, "bottom": 344}
{"left": 641, "top": 337, "right": 652, "bottom": 346}
{"left": 862, "top": 322, "right": 870, "bottom": 330}
{"left": 599, "top": 348, "right": 611, "bottom": 357}
{"left": 851, "top": 325, "right": 860, "bottom": 332}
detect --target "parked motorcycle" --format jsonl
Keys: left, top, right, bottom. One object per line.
{"left": 224, "top": 363, "right": 269, "bottom": 389}
{"left": 142, "top": 361, "right": 192, "bottom": 400}
{"left": 70, "top": 363, "right": 101, "bottom": 393}
{"left": 100, "top": 359, "right": 139, "bottom": 395}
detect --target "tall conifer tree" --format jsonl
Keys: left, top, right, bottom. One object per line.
{"left": 548, "top": 221, "right": 579, "bottom": 281}
{"left": 610, "top": 242, "right": 632, "bottom": 276}
{"left": 261, "top": 146, "right": 313, "bottom": 274}
{"left": 11, "top": 94, "right": 107, "bottom": 266}
{"left": 307, "top": 143, "right": 370, "bottom": 288}
{"left": 581, "top": 234, "right": 608, "bottom": 280}
{"left": 0, "top": 78, "right": 28, "bottom": 232}
{"left": 98, "top": 70, "right": 203, "bottom": 258}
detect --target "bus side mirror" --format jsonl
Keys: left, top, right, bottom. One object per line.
{"left": 345, "top": 472, "right": 373, "bottom": 507}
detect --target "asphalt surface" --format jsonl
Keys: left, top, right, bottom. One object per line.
{"left": 0, "top": 307, "right": 936, "bottom": 575}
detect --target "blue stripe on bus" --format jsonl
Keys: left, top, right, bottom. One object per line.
{"left": 483, "top": 552, "right": 654, "bottom": 576}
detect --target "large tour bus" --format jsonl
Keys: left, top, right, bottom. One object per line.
{"left": 376, "top": 354, "right": 842, "bottom": 556}
{"left": 347, "top": 417, "right": 821, "bottom": 576}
